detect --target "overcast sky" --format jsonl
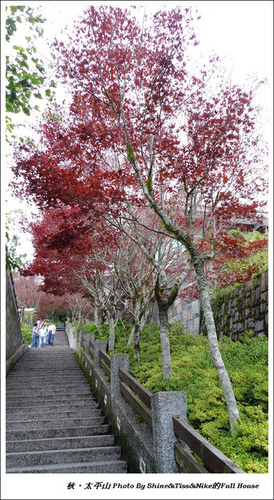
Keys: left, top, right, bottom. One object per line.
{"left": 5, "top": 1, "right": 273, "bottom": 93}
{"left": 3, "top": 0, "right": 272, "bottom": 145}
{"left": 37, "top": 1, "right": 273, "bottom": 80}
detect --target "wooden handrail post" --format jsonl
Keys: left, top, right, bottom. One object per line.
{"left": 110, "top": 355, "right": 129, "bottom": 399}
{"left": 151, "top": 391, "right": 187, "bottom": 473}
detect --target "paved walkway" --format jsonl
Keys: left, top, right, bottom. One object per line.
{"left": 6, "top": 329, "right": 128, "bottom": 473}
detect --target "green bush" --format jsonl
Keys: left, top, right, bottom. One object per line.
{"left": 21, "top": 323, "right": 32, "bottom": 344}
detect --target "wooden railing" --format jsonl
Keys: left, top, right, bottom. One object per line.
{"left": 119, "top": 367, "right": 152, "bottom": 427}
{"left": 99, "top": 350, "right": 111, "bottom": 379}
{"left": 173, "top": 416, "right": 244, "bottom": 473}
{"left": 89, "top": 345, "right": 94, "bottom": 360}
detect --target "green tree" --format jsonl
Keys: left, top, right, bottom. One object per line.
{"left": 5, "top": 5, "right": 55, "bottom": 268}
{"left": 5, "top": 5, "right": 55, "bottom": 136}
{"left": 5, "top": 209, "right": 27, "bottom": 271}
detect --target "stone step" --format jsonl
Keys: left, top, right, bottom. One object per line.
{"left": 6, "top": 387, "right": 93, "bottom": 398}
{"left": 8, "top": 358, "right": 81, "bottom": 364}
{"left": 7, "top": 415, "right": 106, "bottom": 431}
{"left": 6, "top": 459, "right": 128, "bottom": 474}
{"left": 7, "top": 372, "right": 88, "bottom": 382}
{"left": 7, "top": 370, "right": 89, "bottom": 378}
{"left": 6, "top": 400, "right": 97, "bottom": 412}
{"left": 7, "top": 371, "right": 87, "bottom": 377}
{"left": 6, "top": 445, "right": 122, "bottom": 468}
{"left": 6, "top": 399, "right": 94, "bottom": 410}
{"left": 7, "top": 360, "right": 83, "bottom": 366}
{"left": 10, "top": 357, "right": 80, "bottom": 360}
{"left": 6, "top": 377, "right": 89, "bottom": 386}
{"left": 6, "top": 388, "right": 92, "bottom": 397}
{"left": 6, "top": 434, "right": 116, "bottom": 453}
{"left": 7, "top": 377, "right": 90, "bottom": 385}
{"left": 17, "top": 360, "right": 86, "bottom": 365}
{"left": 7, "top": 424, "right": 111, "bottom": 441}
{"left": 6, "top": 402, "right": 99, "bottom": 416}
{"left": 6, "top": 431, "right": 115, "bottom": 453}
{"left": 6, "top": 392, "right": 94, "bottom": 406}
{"left": 6, "top": 407, "right": 103, "bottom": 421}
{"left": 8, "top": 366, "right": 84, "bottom": 373}
{"left": 6, "top": 377, "right": 88, "bottom": 386}
{"left": 8, "top": 351, "right": 77, "bottom": 357}
{"left": 6, "top": 398, "right": 97, "bottom": 409}
{"left": 6, "top": 384, "right": 88, "bottom": 391}
{"left": 8, "top": 369, "right": 82, "bottom": 372}
{"left": 8, "top": 372, "right": 84, "bottom": 377}
{"left": 10, "top": 353, "right": 79, "bottom": 358}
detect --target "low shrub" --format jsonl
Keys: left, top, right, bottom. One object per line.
{"left": 21, "top": 323, "right": 32, "bottom": 344}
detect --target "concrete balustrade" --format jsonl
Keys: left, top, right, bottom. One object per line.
{"left": 66, "top": 322, "right": 188, "bottom": 473}
{"left": 65, "top": 323, "right": 246, "bottom": 474}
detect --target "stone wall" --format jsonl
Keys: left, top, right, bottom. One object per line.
{"left": 6, "top": 267, "right": 27, "bottom": 372}
{"left": 207, "top": 271, "right": 268, "bottom": 340}
{"left": 168, "top": 298, "right": 201, "bottom": 335}
{"left": 168, "top": 272, "right": 268, "bottom": 340}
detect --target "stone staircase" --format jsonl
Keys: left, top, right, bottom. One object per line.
{"left": 6, "top": 328, "right": 128, "bottom": 473}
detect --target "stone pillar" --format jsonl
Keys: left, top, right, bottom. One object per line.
{"left": 93, "top": 339, "right": 107, "bottom": 368}
{"left": 110, "top": 354, "right": 129, "bottom": 399}
{"left": 151, "top": 391, "right": 187, "bottom": 473}
{"left": 79, "top": 329, "right": 87, "bottom": 347}
{"left": 85, "top": 333, "right": 95, "bottom": 355}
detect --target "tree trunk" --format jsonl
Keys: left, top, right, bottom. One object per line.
{"left": 20, "top": 306, "right": 25, "bottom": 325}
{"left": 127, "top": 299, "right": 148, "bottom": 348}
{"left": 128, "top": 320, "right": 136, "bottom": 346}
{"left": 193, "top": 257, "right": 240, "bottom": 430}
{"left": 108, "top": 314, "right": 115, "bottom": 352}
{"left": 157, "top": 304, "right": 172, "bottom": 379}
{"left": 133, "top": 329, "right": 141, "bottom": 361}
{"left": 94, "top": 304, "right": 102, "bottom": 335}
{"left": 128, "top": 321, "right": 141, "bottom": 359}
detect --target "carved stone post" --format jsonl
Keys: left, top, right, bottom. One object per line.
{"left": 110, "top": 354, "right": 129, "bottom": 399}
{"left": 93, "top": 339, "right": 107, "bottom": 368}
{"left": 79, "top": 329, "right": 87, "bottom": 347}
{"left": 151, "top": 391, "right": 187, "bottom": 473}
{"left": 85, "top": 333, "right": 95, "bottom": 355}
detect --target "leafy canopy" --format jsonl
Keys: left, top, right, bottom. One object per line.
{"left": 5, "top": 5, "right": 55, "bottom": 131}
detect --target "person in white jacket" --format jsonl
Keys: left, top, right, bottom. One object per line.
{"left": 48, "top": 321, "right": 56, "bottom": 345}
{"left": 38, "top": 322, "right": 48, "bottom": 348}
